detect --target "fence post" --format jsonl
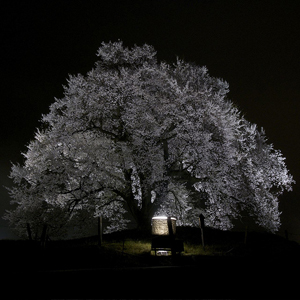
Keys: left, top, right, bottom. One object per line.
{"left": 244, "top": 225, "right": 248, "bottom": 245}
{"left": 40, "top": 224, "right": 48, "bottom": 248}
{"left": 98, "top": 215, "right": 103, "bottom": 246}
{"left": 167, "top": 216, "right": 175, "bottom": 256}
{"left": 199, "top": 214, "right": 205, "bottom": 251}
{"left": 26, "top": 223, "right": 32, "bottom": 241}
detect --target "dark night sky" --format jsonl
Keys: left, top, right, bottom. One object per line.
{"left": 1, "top": 0, "right": 300, "bottom": 241}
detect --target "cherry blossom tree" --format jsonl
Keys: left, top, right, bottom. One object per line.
{"left": 5, "top": 41, "right": 294, "bottom": 237}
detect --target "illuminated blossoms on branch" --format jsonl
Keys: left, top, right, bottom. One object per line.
{"left": 5, "top": 41, "right": 294, "bottom": 238}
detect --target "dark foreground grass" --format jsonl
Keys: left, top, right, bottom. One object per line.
{"left": 2, "top": 227, "right": 300, "bottom": 299}
{"left": 2, "top": 226, "right": 300, "bottom": 272}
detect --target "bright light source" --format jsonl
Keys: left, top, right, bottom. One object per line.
{"left": 152, "top": 216, "right": 176, "bottom": 235}
{"left": 152, "top": 216, "right": 176, "bottom": 220}
{"left": 157, "top": 250, "right": 169, "bottom": 256}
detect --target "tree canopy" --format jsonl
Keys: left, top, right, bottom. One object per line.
{"left": 5, "top": 41, "right": 294, "bottom": 238}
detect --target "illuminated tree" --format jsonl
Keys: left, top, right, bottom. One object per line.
{"left": 5, "top": 41, "right": 294, "bottom": 236}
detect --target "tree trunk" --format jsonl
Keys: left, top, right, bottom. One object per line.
{"left": 134, "top": 205, "right": 153, "bottom": 232}
{"left": 123, "top": 170, "right": 154, "bottom": 232}
{"left": 124, "top": 193, "right": 153, "bottom": 232}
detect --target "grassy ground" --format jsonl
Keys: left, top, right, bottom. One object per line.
{"left": 100, "top": 226, "right": 218, "bottom": 256}
{"left": 104, "top": 239, "right": 151, "bottom": 255}
{"left": 104, "top": 239, "right": 213, "bottom": 256}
